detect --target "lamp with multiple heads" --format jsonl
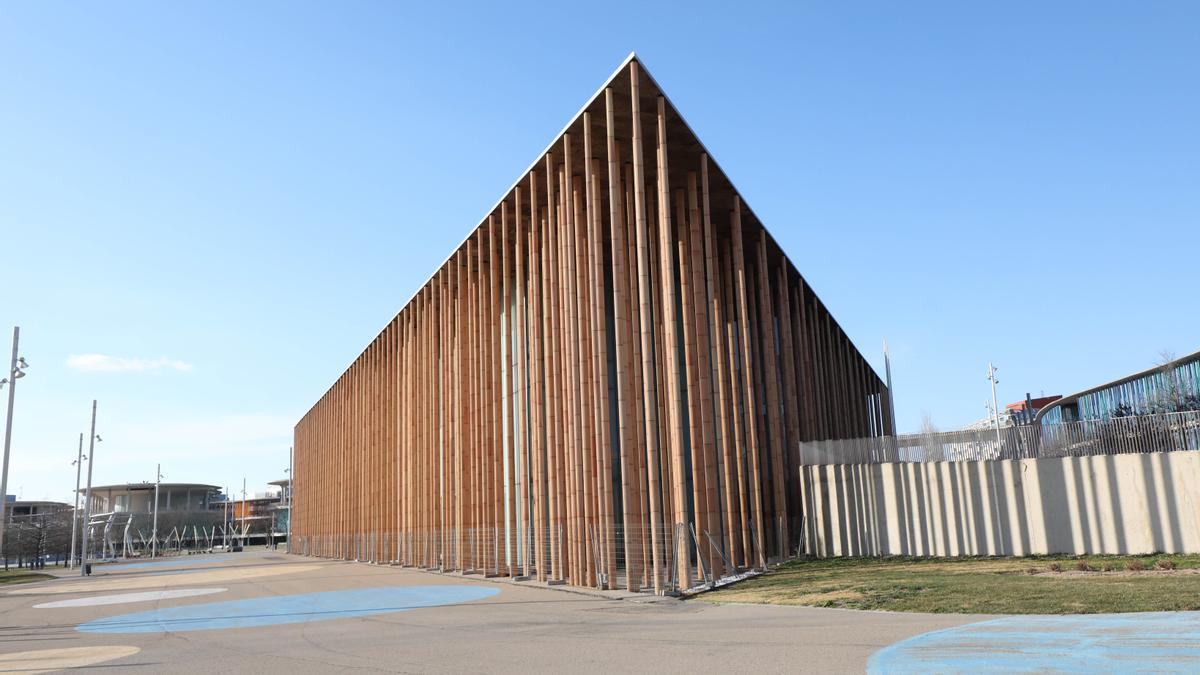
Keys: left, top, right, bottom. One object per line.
{"left": 0, "top": 356, "right": 29, "bottom": 388}
{"left": 0, "top": 331, "right": 28, "bottom": 561}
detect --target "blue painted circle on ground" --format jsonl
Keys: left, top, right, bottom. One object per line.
{"left": 869, "top": 611, "right": 1200, "bottom": 673}
{"left": 76, "top": 585, "right": 500, "bottom": 633}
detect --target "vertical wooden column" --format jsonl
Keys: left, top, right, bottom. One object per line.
{"left": 529, "top": 169, "right": 547, "bottom": 581}
{"left": 730, "top": 197, "right": 766, "bottom": 568}
{"left": 569, "top": 165, "right": 591, "bottom": 586}
{"left": 754, "top": 231, "right": 788, "bottom": 559}
{"left": 688, "top": 168, "right": 721, "bottom": 578}
{"left": 501, "top": 201, "right": 515, "bottom": 574}
{"left": 584, "top": 112, "right": 615, "bottom": 588}
{"left": 543, "top": 154, "right": 562, "bottom": 580}
{"left": 653, "top": 95, "right": 691, "bottom": 589}
{"left": 775, "top": 264, "right": 803, "bottom": 544}
{"left": 624, "top": 160, "right": 650, "bottom": 588}
{"left": 674, "top": 188, "right": 706, "bottom": 577}
{"left": 702, "top": 157, "right": 739, "bottom": 568}
{"left": 719, "top": 238, "right": 749, "bottom": 567}
{"left": 605, "top": 87, "right": 640, "bottom": 590}
{"left": 514, "top": 185, "right": 529, "bottom": 577}
{"left": 629, "top": 62, "right": 665, "bottom": 593}
{"left": 489, "top": 214, "right": 502, "bottom": 574}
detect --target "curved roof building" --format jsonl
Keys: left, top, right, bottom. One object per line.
{"left": 1036, "top": 349, "right": 1200, "bottom": 424}
{"left": 82, "top": 482, "right": 222, "bottom": 518}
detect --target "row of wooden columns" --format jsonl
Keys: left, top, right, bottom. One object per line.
{"left": 294, "top": 59, "right": 892, "bottom": 593}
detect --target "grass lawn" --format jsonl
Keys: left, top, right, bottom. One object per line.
{"left": 697, "top": 554, "right": 1200, "bottom": 614}
{"left": 0, "top": 569, "right": 54, "bottom": 585}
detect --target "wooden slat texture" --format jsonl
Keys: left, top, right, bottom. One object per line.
{"left": 292, "top": 57, "right": 887, "bottom": 593}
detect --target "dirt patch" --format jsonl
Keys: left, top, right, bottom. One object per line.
{"left": 788, "top": 589, "right": 866, "bottom": 604}
{"left": 1035, "top": 568, "right": 1200, "bottom": 578}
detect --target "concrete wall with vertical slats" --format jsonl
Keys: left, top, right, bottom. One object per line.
{"left": 802, "top": 451, "right": 1200, "bottom": 557}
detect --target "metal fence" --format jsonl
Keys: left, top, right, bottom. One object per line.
{"left": 290, "top": 517, "right": 771, "bottom": 594}
{"left": 799, "top": 410, "right": 1200, "bottom": 465}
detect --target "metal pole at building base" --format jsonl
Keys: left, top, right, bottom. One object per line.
{"left": 151, "top": 463, "right": 161, "bottom": 558}
{"left": 80, "top": 401, "right": 98, "bottom": 577}
{"left": 69, "top": 433, "right": 84, "bottom": 568}
{"left": 287, "top": 445, "right": 293, "bottom": 553}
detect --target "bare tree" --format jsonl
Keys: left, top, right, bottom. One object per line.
{"left": 919, "top": 411, "right": 941, "bottom": 460}
{"left": 3, "top": 509, "right": 72, "bottom": 569}
{"left": 1148, "top": 350, "right": 1197, "bottom": 414}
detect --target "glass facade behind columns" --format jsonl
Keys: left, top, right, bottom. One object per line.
{"left": 1039, "top": 351, "right": 1200, "bottom": 424}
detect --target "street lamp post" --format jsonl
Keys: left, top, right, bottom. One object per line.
{"left": 151, "top": 464, "right": 161, "bottom": 558}
{"left": 287, "top": 445, "right": 293, "bottom": 554}
{"left": 79, "top": 401, "right": 99, "bottom": 577}
{"left": 988, "top": 363, "right": 1003, "bottom": 447}
{"left": 69, "top": 433, "right": 86, "bottom": 568}
{"left": 0, "top": 327, "right": 30, "bottom": 563}
{"left": 240, "top": 477, "right": 246, "bottom": 547}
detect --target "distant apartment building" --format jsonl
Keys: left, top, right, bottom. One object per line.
{"left": 230, "top": 493, "right": 277, "bottom": 540}
{"left": 6, "top": 499, "right": 71, "bottom": 519}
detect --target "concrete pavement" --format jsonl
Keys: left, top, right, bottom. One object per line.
{"left": 0, "top": 551, "right": 978, "bottom": 673}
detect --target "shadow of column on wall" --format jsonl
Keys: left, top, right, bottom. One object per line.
{"left": 803, "top": 451, "right": 1199, "bottom": 560}
{"left": 1009, "top": 461, "right": 1032, "bottom": 556}
{"left": 1139, "top": 453, "right": 1167, "bottom": 553}
{"left": 965, "top": 463, "right": 987, "bottom": 555}
{"left": 1100, "top": 454, "right": 1127, "bottom": 553}
{"left": 1036, "top": 458, "right": 1075, "bottom": 554}
{"left": 1068, "top": 456, "right": 1095, "bottom": 553}
{"left": 910, "top": 463, "right": 929, "bottom": 555}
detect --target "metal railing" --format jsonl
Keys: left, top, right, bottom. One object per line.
{"left": 799, "top": 410, "right": 1200, "bottom": 465}
{"left": 290, "top": 517, "right": 770, "bottom": 593}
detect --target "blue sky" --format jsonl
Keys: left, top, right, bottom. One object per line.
{"left": 2, "top": 2, "right": 1197, "bottom": 503}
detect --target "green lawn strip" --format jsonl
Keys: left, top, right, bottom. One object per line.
{"left": 0, "top": 569, "right": 55, "bottom": 585}
{"left": 697, "top": 554, "right": 1200, "bottom": 614}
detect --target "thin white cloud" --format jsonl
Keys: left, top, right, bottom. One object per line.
{"left": 66, "top": 354, "right": 194, "bottom": 373}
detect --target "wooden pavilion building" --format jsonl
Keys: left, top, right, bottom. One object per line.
{"left": 293, "top": 54, "right": 892, "bottom": 593}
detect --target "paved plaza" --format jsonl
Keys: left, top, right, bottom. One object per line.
{"left": 0, "top": 551, "right": 976, "bottom": 673}
{"left": 3, "top": 551, "right": 1199, "bottom": 672}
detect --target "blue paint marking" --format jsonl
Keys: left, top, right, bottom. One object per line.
{"left": 105, "top": 555, "right": 234, "bottom": 571}
{"left": 76, "top": 585, "right": 500, "bottom": 633}
{"left": 869, "top": 611, "right": 1200, "bottom": 673}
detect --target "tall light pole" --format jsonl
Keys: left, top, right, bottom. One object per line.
{"left": 287, "top": 445, "right": 293, "bottom": 553}
{"left": 987, "top": 363, "right": 1003, "bottom": 447}
{"left": 69, "top": 433, "right": 86, "bottom": 568}
{"left": 240, "top": 477, "right": 246, "bottom": 546}
{"left": 0, "top": 328, "right": 30, "bottom": 563}
{"left": 151, "top": 464, "right": 162, "bottom": 558}
{"left": 79, "top": 401, "right": 99, "bottom": 576}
